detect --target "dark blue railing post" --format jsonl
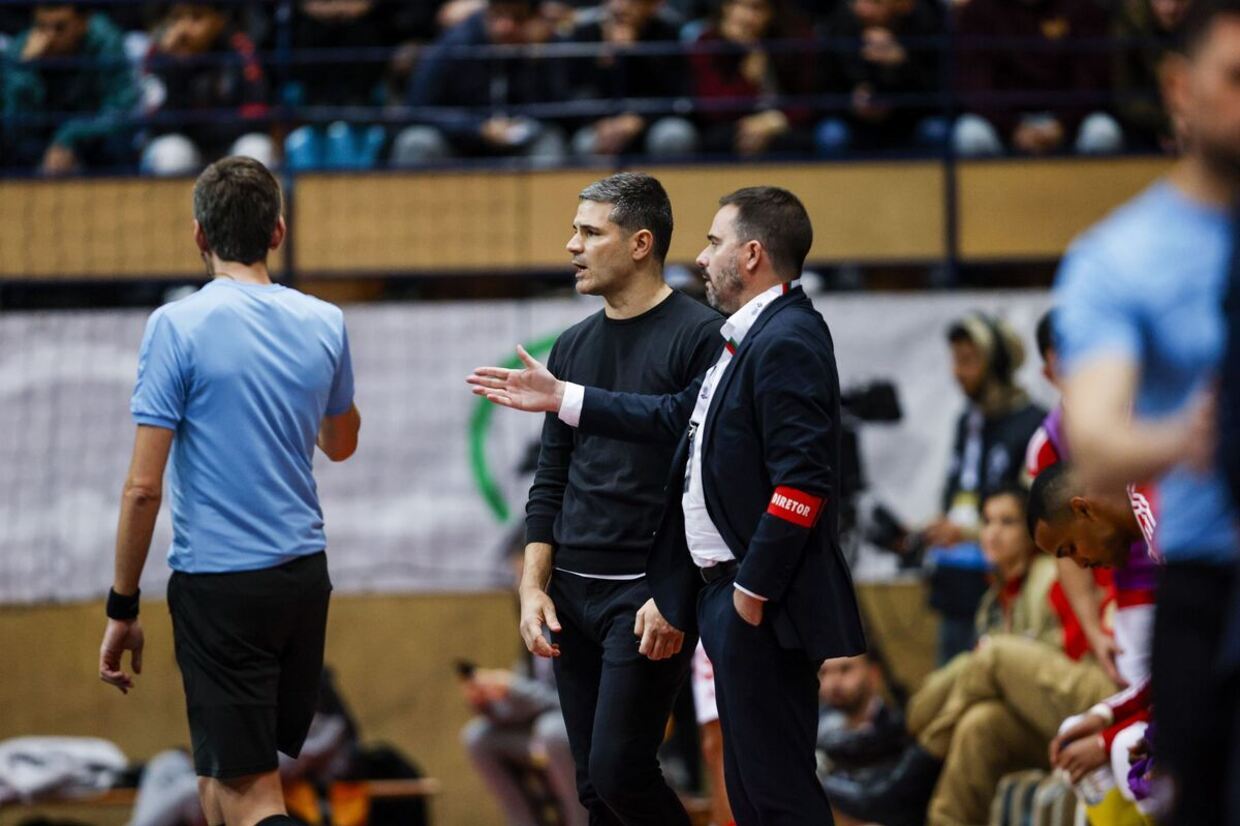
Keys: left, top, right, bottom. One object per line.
{"left": 275, "top": 0, "right": 298, "bottom": 286}
{"left": 939, "top": 6, "right": 961, "bottom": 287}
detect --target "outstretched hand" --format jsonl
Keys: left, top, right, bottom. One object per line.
{"left": 467, "top": 346, "right": 565, "bottom": 413}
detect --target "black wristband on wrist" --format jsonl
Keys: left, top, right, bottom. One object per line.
{"left": 106, "top": 587, "right": 140, "bottom": 620}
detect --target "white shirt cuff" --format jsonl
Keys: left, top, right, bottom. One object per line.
{"left": 557, "top": 382, "right": 584, "bottom": 428}
{"left": 734, "top": 583, "right": 768, "bottom": 602}
{"left": 1088, "top": 702, "right": 1115, "bottom": 727}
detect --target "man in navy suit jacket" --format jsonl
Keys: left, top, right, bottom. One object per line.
{"left": 470, "top": 187, "right": 866, "bottom": 824}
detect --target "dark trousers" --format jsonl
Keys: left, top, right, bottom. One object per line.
{"left": 698, "top": 576, "right": 833, "bottom": 826}
{"left": 549, "top": 573, "right": 694, "bottom": 826}
{"left": 1152, "top": 562, "right": 1237, "bottom": 826}
{"left": 1228, "top": 559, "right": 1240, "bottom": 826}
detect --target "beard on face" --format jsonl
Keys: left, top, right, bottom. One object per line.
{"left": 704, "top": 255, "right": 744, "bottom": 314}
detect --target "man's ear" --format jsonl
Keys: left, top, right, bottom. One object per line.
{"left": 1069, "top": 495, "right": 1094, "bottom": 521}
{"left": 271, "top": 216, "right": 287, "bottom": 250}
{"left": 743, "top": 240, "right": 762, "bottom": 274}
{"left": 193, "top": 220, "right": 209, "bottom": 255}
{"left": 631, "top": 228, "right": 654, "bottom": 262}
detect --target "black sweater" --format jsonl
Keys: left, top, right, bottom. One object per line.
{"left": 525, "top": 290, "right": 724, "bottom": 575}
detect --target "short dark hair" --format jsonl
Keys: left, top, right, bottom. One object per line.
{"left": 718, "top": 187, "right": 813, "bottom": 280}
{"left": 192, "top": 156, "right": 282, "bottom": 265}
{"left": 981, "top": 481, "right": 1030, "bottom": 521}
{"left": 1177, "top": 0, "right": 1240, "bottom": 54}
{"left": 1026, "top": 461, "right": 1076, "bottom": 540}
{"left": 579, "top": 172, "right": 674, "bottom": 264}
{"left": 947, "top": 325, "right": 972, "bottom": 346}
{"left": 1035, "top": 309, "right": 1055, "bottom": 364}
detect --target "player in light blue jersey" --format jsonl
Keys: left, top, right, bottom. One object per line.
{"left": 1053, "top": 2, "right": 1240, "bottom": 821}
{"left": 97, "top": 157, "right": 361, "bottom": 826}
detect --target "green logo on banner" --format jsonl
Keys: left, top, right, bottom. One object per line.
{"left": 469, "top": 332, "right": 562, "bottom": 522}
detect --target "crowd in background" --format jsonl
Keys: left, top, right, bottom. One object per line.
{"left": 0, "top": 0, "right": 1192, "bottom": 175}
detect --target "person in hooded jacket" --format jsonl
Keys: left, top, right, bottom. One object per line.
{"left": 919, "top": 312, "right": 1046, "bottom": 663}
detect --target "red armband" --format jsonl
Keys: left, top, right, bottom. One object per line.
{"left": 767, "top": 486, "right": 825, "bottom": 528}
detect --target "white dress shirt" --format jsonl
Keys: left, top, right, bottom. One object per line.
{"left": 559, "top": 280, "right": 799, "bottom": 600}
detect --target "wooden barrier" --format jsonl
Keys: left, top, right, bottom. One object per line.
{"left": 0, "top": 157, "right": 1171, "bottom": 280}
{"left": 956, "top": 156, "right": 1172, "bottom": 260}
{"left": 0, "top": 582, "right": 937, "bottom": 825}
{"left": 290, "top": 162, "right": 945, "bottom": 275}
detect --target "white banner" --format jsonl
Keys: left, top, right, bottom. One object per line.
{"left": 0, "top": 289, "right": 1053, "bottom": 604}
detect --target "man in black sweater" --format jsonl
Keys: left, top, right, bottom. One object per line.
{"left": 472, "top": 186, "right": 867, "bottom": 824}
{"left": 519, "top": 172, "right": 723, "bottom": 825}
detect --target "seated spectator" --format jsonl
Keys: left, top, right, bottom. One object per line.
{"left": 1029, "top": 461, "right": 1164, "bottom": 819}
{"left": 283, "top": 0, "right": 394, "bottom": 170}
{"left": 563, "top": 0, "right": 698, "bottom": 159}
{"left": 1, "top": 3, "right": 138, "bottom": 174}
{"left": 817, "top": 0, "right": 945, "bottom": 156}
{"left": 1112, "top": 0, "right": 1190, "bottom": 152}
{"left": 1025, "top": 309, "right": 1148, "bottom": 688}
{"left": 459, "top": 662, "right": 584, "bottom": 826}
{"left": 392, "top": 0, "right": 568, "bottom": 166}
{"left": 921, "top": 313, "right": 1046, "bottom": 665}
{"left": 953, "top": 0, "right": 1123, "bottom": 156}
{"left": 140, "top": 3, "right": 273, "bottom": 176}
{"left": 688, "top": 0, "right": 818, "bottom": 158}
{"left": 970, "top": 484, "right": 1064, "bottom": 645}
{"left": 816, "top": 654, "right": 909, "bottom": 825}
{"left": 826, "top": 484, "right": 1116, "bottom": 825}
{"left": 1024, "top": 310, "right": 1120, "bottom": 687}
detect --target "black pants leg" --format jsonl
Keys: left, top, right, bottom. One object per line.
{"left": 1229, "top": 685, "right": 1240, "bottom": 826}
{"left": 550, "top": 574, "right": 694, "bottom": 826}
{"left": 699, "top": 577, "right": 833, "bottom": 826}
{"left": 550, "top": 583, "right": 612, "bottom": 825}
{"left": 1224, "top": 562, "right": 1240, "bottom": 826}
{"left": 1152, "top": 562, "right": 1236, "bottom": 826}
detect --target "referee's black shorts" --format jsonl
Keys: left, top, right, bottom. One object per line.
{"left": 167, "top": 551, "right": 331, "bottom": 780}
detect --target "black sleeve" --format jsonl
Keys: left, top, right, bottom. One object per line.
{"left": 679, "top": 315, "right": 726, "bottom": 388}
{"left": 525, "top": 338, "right": 573, "bottom": 546}
{"left": 941, "top": 414, "right": 966, "bottom": 513}
{"left": 735, "top": 334, "right": 837, "bottom": 602}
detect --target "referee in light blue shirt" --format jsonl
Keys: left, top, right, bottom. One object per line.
{"left": 1052, "top": 2, "right": 1240, "bottom": 821}
{"left": 97, "top": 157, "right": 361, "bottom": 826}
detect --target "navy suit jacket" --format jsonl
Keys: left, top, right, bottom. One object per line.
{"left": 578, "top": 287, "right": 867, "bottom": 663}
